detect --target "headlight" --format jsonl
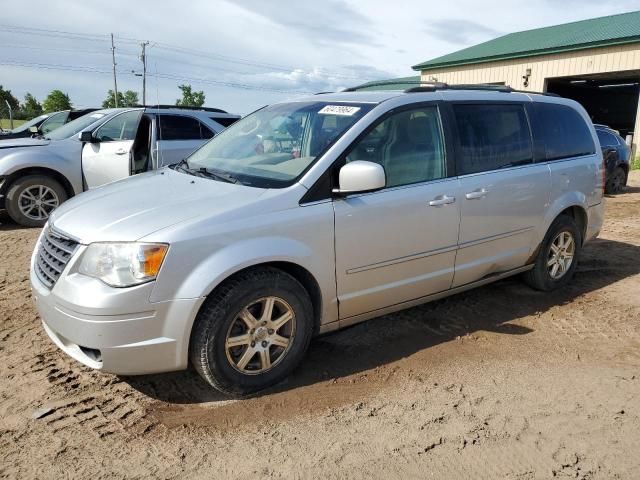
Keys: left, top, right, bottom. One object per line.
{"left": 78, "top": 242, "right": 168, "bottom": 287}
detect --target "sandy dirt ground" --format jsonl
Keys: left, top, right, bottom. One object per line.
{"left": 1, "top": 172, "right": 639, "bottom": 480}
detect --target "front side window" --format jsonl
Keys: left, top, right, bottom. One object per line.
{"left": 345, "top": 106, "right": 446, "bottom": 187}
{"left": 40, "top": 111, "right": 69, "bottom": 134}
{"left": 185, "top": 102, "right": 374, "bottom": 188}
{"left": 454, "top": 104, "right": 533, "bottom": 175}
{"left": 94, "top": 110, "right": 142, "bottom": 142}
{"left": 532, "top": 103, "right": 595, "bottom": 161}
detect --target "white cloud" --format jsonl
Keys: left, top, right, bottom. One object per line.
{"left": 0, "top": 0, "right": 634, "bottom": 114}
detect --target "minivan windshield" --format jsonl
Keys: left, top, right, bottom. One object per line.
{"left": 46, "top": 111, "right": 108, "bottom": 140}
{"left": 185, "top": 101, "right": 374, "bottom": 187}
{"left": 9, "top": 114, "right": 48, "bottom": 134}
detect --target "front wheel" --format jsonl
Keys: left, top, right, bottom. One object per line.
{"left": 5, "top": 175, "right": 67, "bottom": 227}
{"left": 524, "top": 215, "right": 581, "bottom": 291}
{"left": 189, "top": 267, "right": 314, "bottom": 397}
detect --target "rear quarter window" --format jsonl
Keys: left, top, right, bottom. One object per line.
{"left": 211, "top": 117, "right": 239, "bottom": 128}
{"left": 532, "top": 103, "right": 595, "bottom": 161}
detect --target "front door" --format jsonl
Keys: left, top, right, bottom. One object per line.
{"left": 82, "top": 110, "right": 142, "bottom": 189}
{"left": 334, "top": 105, "right": 460, "bottom": 318}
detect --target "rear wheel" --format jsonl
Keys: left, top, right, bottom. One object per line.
{"left": 5, "top": 175, "right": 67, "bottom": 227}
{"left": 524, "top": 215, "right": 581, "bottom": 291}
{"left": 605, "top": 167, "right": 626, "bottom": 194}
{"left": 189, "top": 267, "right": 314, "bottom": 397}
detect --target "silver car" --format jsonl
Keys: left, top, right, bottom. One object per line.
{"left": 30, "top": 86, "right": 605, "bottom": 396}
{"left": 0, "top": 107, "right": 239, "bottom": 226}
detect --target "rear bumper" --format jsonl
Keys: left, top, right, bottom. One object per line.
{"left": 0, "top": 176, "right": 6, "bottom": 209}
{"left": 30, "top": 242, "right": 205, "bottom": 375}
{"left": 585, "top": 202, "right": 605, "bottom": 243}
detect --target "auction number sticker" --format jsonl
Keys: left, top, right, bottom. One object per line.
{"left": 318, "top": 105, "right": 361, "bottom": 116}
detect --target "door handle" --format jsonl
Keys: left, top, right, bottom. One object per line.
{"left": 428, "top": 195, "right": 456, "bottom": 206}
{"left": 115, "top": 148, "right": 128, "bottom": 155}
{"left": 465, "top": 188, "right": 489, "bottom": 200}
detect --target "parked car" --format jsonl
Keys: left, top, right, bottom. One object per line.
{"left": 31, "top": 85, "right": 604, "bottom": 396}
{"left": 0, "top": 109, "right": 99, "bottom": 140}
{"left": 593, "top": 124, "right": 631, "bottom": 194}
{"left": 0, "top": 106, "right": 240, "bottom": 226}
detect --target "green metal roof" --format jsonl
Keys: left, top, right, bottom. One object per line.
{"left": 350, "top": 75, "right": 421, "bottom": 91}
{"left": 413, "top": 10, "right": 640, "bottom": 71}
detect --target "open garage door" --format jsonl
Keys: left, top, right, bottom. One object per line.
{"left": 546, "top": 71, "right": 639, "bottom": 139}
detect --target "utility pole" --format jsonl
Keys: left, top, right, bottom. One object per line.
{"left": 110, "top": 33, "right": 119, "bottom": 107}
{"left": 4, "top": 100, "right": 13, "bottom": 129}
{"left": 140, "top": 41, "right": 149, "bottom": 105}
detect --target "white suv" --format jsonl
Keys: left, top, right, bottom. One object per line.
{"left": 0, "top": 106, "right": 239, "bottom": 226}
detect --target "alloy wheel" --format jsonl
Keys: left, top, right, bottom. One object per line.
{"left": 547, "top": 231, "right": 575, "bottom": 280}
{"left": 18, "top": 185, "right": 59, "bottom": 221}
{"left": 224, "top": 296, "right": 296, "bottom": 375}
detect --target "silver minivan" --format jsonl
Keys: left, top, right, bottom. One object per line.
{"left": 30, "top": 85, "right": 605, "bottom": 396}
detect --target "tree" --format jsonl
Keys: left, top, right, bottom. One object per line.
{"left": 21, "top": 93, "right": 43, "bottom": 118}
{"left": 102, "top": 89, "right": 139, "bottom": 108}
{"left": 175, "top": 84, "right": 205, "bottom": 107}
{"left": 0, "top": 85, "right": 20, "bottom": 115}
{"left": 42, "top": 90, "right": 72, "bottom": 113}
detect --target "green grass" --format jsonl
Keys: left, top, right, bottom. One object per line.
{"left": 0, "top": 118, "right": 25, "bottom": 130}
{"left": 631, "top": 157, "right": 640, "bottom": 170}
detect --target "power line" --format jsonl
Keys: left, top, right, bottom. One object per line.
{"left": 0, "top": 61, "right": 316, "bottom": 94}
{"left": 0, "top": 23, "right": 369, "bottom": 81}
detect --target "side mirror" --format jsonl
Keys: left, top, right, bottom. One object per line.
{"left": 28, "top": 126, "right": 40, "bottom": 134}
{"left": 332, "top": 161, "right": 386, "bottom": 195}
{"left": 78, "top": 131, "right": 95, "bottom": 143}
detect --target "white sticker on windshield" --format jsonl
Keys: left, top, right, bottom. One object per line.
{"left": 318, "top": 105, "right": 361, "bottom": 116}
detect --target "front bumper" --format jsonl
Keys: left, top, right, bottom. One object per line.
{"left": 30, "top": 242, "right": 205, "bottom": 375}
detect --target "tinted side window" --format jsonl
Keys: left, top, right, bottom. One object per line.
{"left": 94, "top": 111, "right": 141, "bottom": 142}
{"left": 532, "top": 103, "right": 595, "bottom": 161}
{"left": 211, "top": 117, "right": 239, "bottom": 128}
{"left": 596, "top": 130, "right": 618, "bottom": 147}
{"left": 345, "top": 106, "right": 446, "bottom": 188}
{"left": 159, "top": 115, "right": 208, "bottom": 140}
{"left": 454, "top": 104, "right": 532, "bottom": 175}
{"left": 201, "top": 124, "right": 215, "bottom": 139}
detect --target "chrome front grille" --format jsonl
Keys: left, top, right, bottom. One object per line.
{"left": 35, "top": 228, "right": 79, "bottom": 289}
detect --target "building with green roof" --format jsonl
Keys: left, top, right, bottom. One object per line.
{"left": 412, "top": 11, "right": 640, "bottom": 158}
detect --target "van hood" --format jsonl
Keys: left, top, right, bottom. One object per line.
{"left": 0, "top": 137, "right": 51, "bottom": 149}
{"left": 49, "top": 168, "right": 268, "bottom": 243}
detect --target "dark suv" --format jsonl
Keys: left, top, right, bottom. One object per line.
{"left": 595, "top": 124, "right": 630, "bottom": 194}
{"left": 0, "top": 109, "right": 98, "bottom": 140}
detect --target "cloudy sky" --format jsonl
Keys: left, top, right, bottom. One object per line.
{"left": 1, "top": 0, "right": 639, "bottom": 114}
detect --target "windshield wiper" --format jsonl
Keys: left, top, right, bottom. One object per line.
{"left": 169, "top": 160, "right": 239, "bottom": 184}
{"left": 195, "top": 167, "right": 239, "bottom": 184}
{"left": 169, "top": 158, "right": 193, "bottom": 174}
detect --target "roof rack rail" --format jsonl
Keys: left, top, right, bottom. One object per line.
{"left": 342, "top": 79, "right": 423, "bottom": 92}
{"left": 139, "top": 104, "right": 229, "bottom": 114}
{"left": 343, "top": 80, "right": 562, "bottom": 97}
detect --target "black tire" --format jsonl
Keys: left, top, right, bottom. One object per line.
{"left": 605, "top": 167, "right": 626, "bottom": 195}
{"left": 189, "top": 267, "right": 314, "bottom": 397}
{"left": 5, "top": 175, "right": 67, "bottom": 227}
{"left": 523, "top": 215, "right": 582, "bottom": 292}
